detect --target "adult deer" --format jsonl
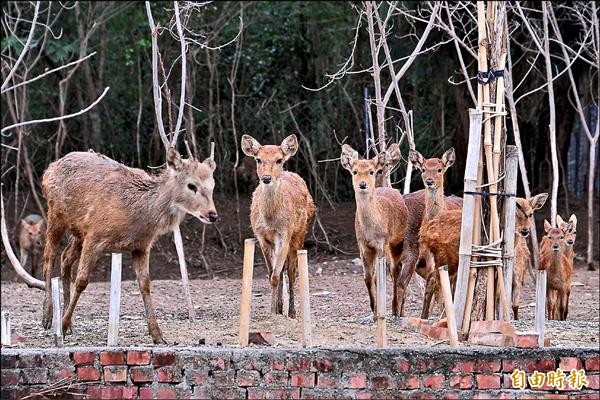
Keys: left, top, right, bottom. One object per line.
{"left": 17, "top": 214, "right": 46, "bottom": 279}
{"left": 241, "top": 134, "right": 315, "bottom": 318}
{"left": 41, "top": 148, "right": 217, "bottom": 343}
{"left": 340, "top": 143, "right": 408, "bottom": 318}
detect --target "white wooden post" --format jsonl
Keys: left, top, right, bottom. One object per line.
{"left": 173, "top": 226, "right": 195, "bottom": 320}
{"left": 239, "top": 239, "right": 255, "bottom": 347}
{"left": 1, "top": 311, "right": 11, "bottom": 346}
{"left": 376, "top": 257, "right": 387, "bottom": 348}
{"left": 535, "top": 270, "right": 547, "bottom": 347}
{"left": 439, "top": 266, "right": 459, "bottom": 347}
{"left": 51, "top": 277, "right": 63, "bottom": 347}
{"left": 298, "top": 250, "right": 312, "bottom": 348}
{"left": 501, "top": 146, "right": 519, "bottom": 320}
{"left": 107, "top": 253, "right": 122, "bottom": 346}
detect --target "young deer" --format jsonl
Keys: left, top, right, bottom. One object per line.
{"left": 557, "top": 214, "right": 577, "bottom": 259}
{"left": 540, "top": 219, "right": 573, "bottom": 321}
{"left": 511, "top": 194, "right": 548, "bottom": 319}
{"left": 241, "top": 134, "right": 315, "bottom": 318}
{"left": 17, "top": 214, "right": 46, "bottom": 279}
{"left": 41, "top": 148, "right": 217, "bottom": 343}
{"left": 340, "top": 143, "right": 408, "bottom": 317}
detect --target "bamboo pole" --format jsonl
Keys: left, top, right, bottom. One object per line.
{"left": 454, "top": 109, "right": 483, "bottom": 331}
{"left": 51, "top": 277, "right": 63, "bottom": 347}
{"left": 1, "top": 311, "right": 11, "bottom": 346}
{"left": 107, "top": 253, "right": 122, "bottom": 346}
{"left": 239, "top": 239, "right": 255, "bottom": 347}
{"left": 501, "top": 146, "right": 519, "bottom": 320}
{"left": 376, "top": 257, "right": 387, "bottom": 348}
{"left": 297, "top": 250, "right": 312, "bottom": 348}
{"left": 535, "top": 270, "right": 547, "bottom": 347}
{"left": 439, "top": 266, "right": 459, "bottom": 347}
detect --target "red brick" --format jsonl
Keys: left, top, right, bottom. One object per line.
{"left": 449, "top": 374, "right": 472, "bottom": 389}
{"left": 397, "top": 358, "right": 410, "bottom": 373}
{"left": 287, "top": 357, "right": 313, "bottom": 371}
{"left": 211, "top": 388, "right": 245, "bottom": 399}
{"left": 291, "top": 372, "right": 315, "bottom": 388}
{"left": 191, "top": 386, "right": 209, "bottom": 400}
{"left": 315, "top": 359, "right": 334, "bottom": 372}
{"left": 186, "top": 369, "right": 209, "bottom": 385}
{"left": 50, "top": 367, "right": 74, "bottom": 381}
{"left": 399, "top": 375, "right": 420, "bottom": 390}
{"left": 73, "top": 351, "right": 96, "bottom": 366}
{"left": 316, "top": 373, "right": 339, "bottom": 388}
{"left": 513, "top": 332, "right": 540, "bottom": 348}
{"left": 345, "top": 373, "right": 366, "bottom": 389}
{"left": 423, "top": 374, "right": 445, "bottom": 389}
{"left": 77, "top": 366, "right": 100, "bottom": 381}
{"left": 264, "top": 371, "right": 289, "bottom": 386}
{"left": 17, "top": 354, "right": 43, "bottom": 368}
{"left": 470, "top": 320, "right": 516, "bottom": 335}
{"left": 139, "top": 387, "right": 153, "bottom": 400}
{"left": 355, "top": 392, "right": 373, "bottom": 400}
{"left": 502, "top": 358, "right": 555, "bottom": 373}
{"left": 452, "top": 361, "right": 475, "bottom": 373}
{"left": 237, "top": 370, "right": 261, "bottom": 387}
{"left": 269, "top": 360, "right": 286, "bottom": 371}
{"left": 475, "top": 359, "right": 501, "bottom": 372}
{"left": 585, "top": 357, "right": 600, "bottom": 371}
{"left": 399, "top": 317, "right": 426, "bottom": 332}
{"left": 131, "top": 366, "right": 154, "bottom": 383}
{"left": 247, "top": 388, "right": 301, "bottom": 400}
{"left": 468, "top": 332, "right": 514, "bottom": 346}
{"left": 587, "top": 374, "right": 599, "bottom": 390}
{"left": 157, "top": 366, "right": 182, "bottom": 383}
{"left": 156, "top": 387, "right": 178, "bottom": 400}
{"left": 213, "top": 370, "right": 235, "bottom": 387}
{"left": 87, "top": 386, "right": 138, "bottom": 399}
{"left": 370, "top": 375, "right": 392, "bottom": 390}
{"left": 558, "top": 357, "right": 582, "bottom": 371}
{"left": 476, "top": 374, "right": 501, "bottom": 389}
{"left": 426, "top": 326, "right": 450, "bottom": 340}
{"left": 127, "top": 350, "right": 151, "bottom": 365}
{"left": 153, "top": 351, "right": 176, "bottom": 367}
{"left": 1, "top": 370, "right": 19, "bottom": 386}
{"left": 100, "top": 351, "right": 125, "bottom": 365}
{"left": 104, "top": 365, "right": 128, "bottom": 382}
{"left": 443, "top": 392, "right": 461, "bottom": 400}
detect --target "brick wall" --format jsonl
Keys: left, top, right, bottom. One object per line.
{"left": 0, "top": 347, "right": 598, "bottom": 399}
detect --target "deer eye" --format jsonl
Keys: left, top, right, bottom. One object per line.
{"left": 29, "top": 232, "right": 33, "bottom": 235}
{"left": 437, "top": 168, "right": 442, "bottom": 173}
{"left": 369, "top": 170, "right": 375, "bottom": 175}
{"left": 187, "top": 183, "right": 198, "bottom": 193}
{"left": 352, "top": 170, "right": 357, "bottom": 175}
{"left": 276, "top": 159, "right": 283, "bottom": 164}
{"left": 377, "top": 170, "right": 383, "bottom": 175}
{"left": 560, "top": 236, "right": 564, "bottom": 240}
{"left": 256, "top": 158, "right": 262, "bottom": 164}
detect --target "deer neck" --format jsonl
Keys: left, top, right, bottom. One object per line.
{"left": 355, "top": 192, "right": 385, "bottom": 231}
{"left": 147, "top": 173, "right": 187, "bottom": 235}
{"left": 424, "top": 186, "right": 446, "bottom": 221}
{"left": 257, "top": 182, "right": 284, "bottom": 220}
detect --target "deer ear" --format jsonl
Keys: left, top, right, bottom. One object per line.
{"left": 530, "top": 193, "right": 548, "bottom": 210}
{"left": 203, "top": 158, "right": 216, "bottom": 172}
{"left": 374, "top": 151, "right": 388, "bottom": 172}
{"left": 569, "top": 214, "right": 577, "bottom": 228}
{"left": 166, "top": 147, "right": 183, "bottom": 171}
{"left": 340, "top": 144, "right": 359, "bottom": 171}
{"left": 409, "top": 149, "right": 424, "bottom": 169}
{"left": 241, "top": 135, "right": 261, "bottom": 157}
{"left": 544, "top": 219, "right": 552, "bottom": 233}
{"left": 280, "top": 134, "right": 299, "bottom": 158}
{"left": 556, "top": 214, "right": 565, "bottom": 229}
{"left": 442, "top": 148, "right": 456, "bottom": 169}
{"left": 386, "top": 143, "right": 401, "bottom": 169}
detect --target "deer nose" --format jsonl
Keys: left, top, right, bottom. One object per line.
{"left": 358, "top": 182, "right": 367, "bottom": 190}
{"left": 208, "top": 212, "right": 218, "bottom": 223}
{"left": 36, "top": 240, "right": 43, "bottom": 247}
{"left": 261, "top": 175, "right": 272, "bottom": 184}
{"left": 425, "top": 178, "right": 434, "bottom": 186}
{"left": 552, "top": 244, "right": 560, "bottom": 252}
{"left": 520, "top": 228, "right": 530, "bottom": 237}
{"left": 567, "top": 240, "right": 574, "bottom": 245}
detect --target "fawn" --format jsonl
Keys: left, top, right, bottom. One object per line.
{"left": 540, "top": 218, "right": 573, "bottom": 320}
{"left": 17, "top": 214, "right": 46, "bottom": 279}
{"left": 556, "top": 214, "right": 577, "bottom": 258}
{"left": 241, "top": 134, "right": 315, "bottom": 318}
{"left": 511, "top": 193, "right": 548, "bottom": 319}
{"left": 41, "top": 148, "right": 217, "bottom": 343}
{"left": 340, "top": 143, "right": 409, "bottom": 317}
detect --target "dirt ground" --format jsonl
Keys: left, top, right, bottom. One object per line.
{"left": 1, "top": 256, "right": 598, "bottom": 349}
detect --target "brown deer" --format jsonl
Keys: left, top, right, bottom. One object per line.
{"left": 241, "top": 134, "right": 315, "bottom": 318}
{"left": 17, "top": 214, "right": 46, "bottom": 279}
{"left": 540, "top": 219, "right": 573, "bottom": 321}
{"left": 511, "top": 194, "right": 548, "bottom": 320}
{"left": 340, "top": 143, "right": 409, "bottom": 317}
{"left": 557, "top": 214, "right": 577, "bottom": 259}
{"left": 41, "top": 148, "right": 217, "bottom": 343}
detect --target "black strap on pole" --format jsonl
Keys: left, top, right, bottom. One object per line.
{"left": 477, "top": 68, "right": 505, "bottom": 85}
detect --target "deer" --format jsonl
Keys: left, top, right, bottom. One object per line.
{"left": 40, "top": 148, "right": 217, "bottom": 344}
{"left": 241, "top": 134, "right": 315, "bottom": 318}
{"left": 16, "top": 214, "right": 46, "bottom": 280}
{"left": 511, "top": 194, "right": 548, "bottom": 320}
{"left": 540, "top": 218, "right": 573, "bottom": 321}
{"left": 340, "top": 143, "right": 410, "bottom": 318}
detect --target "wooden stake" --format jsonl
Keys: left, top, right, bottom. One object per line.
{"left": 239, "top": 239, "right": 255, "bottom": 347}
{"left": 51, "top": 277, "right": 63, "bottom": 347}
{"left": 454, "top": 109, "right": 483, "bottom": 331}
{"left": 439, "top": 266, "right": 459, "bottom": 347}
{"left": 535, "top": 270, "right": 547, "bottom": 347}
{"left": 297, "top": 250, "right": 312, "bottom": 348}
{"left": 173, "top": 226, "right": 195, "bottom": 320}
{"left": 107, "top": 253, "right": 122, "bottom": 346}
{"left": 501, "top": 146, "right": 519, "bottom": 320}
{"left": 1, "top": 311, "right": 11, "bottom": 346}
{"left": 462, "top": 267, "right": 478, "bottom": 332}
{"left": 376, "top": 257, "right": 387, "bottom": 348}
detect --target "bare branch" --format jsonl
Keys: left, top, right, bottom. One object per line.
{"left": 172, "top": 1, "right": 186, "bottom": 146}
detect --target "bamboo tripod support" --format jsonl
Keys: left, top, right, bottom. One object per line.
{"left": 376, "top": 257, "right": 387, "bottom": 348}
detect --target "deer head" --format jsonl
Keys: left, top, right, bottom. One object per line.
{"left": 21, "top": 218, "right": 46, "bottom": 249}
{"left": 340, "top": 143, "right": 401, "bottom": 196}
{"left": 515, "top": 193, "right": 548, "bottom": 238}
{"left": 241, "top": 134, "right": 298, "bottom": 189}
{"left": 544, "top": 219, "right": 566, "bottom": 253}
{"left": 556, "top": 214, "right": 577, "bottom": 247}
{"left": 409, "top": 148, "right": 455, "bottom": 190}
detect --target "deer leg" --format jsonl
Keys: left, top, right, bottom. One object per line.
{"left": 131, "top": 249, "right": 165, "bottom": 344}
{"left": 60, "top": 237, "right": 81, "bottom": 314}
{"left": 390, "top": 250, "right": 403, "bottom": 318}
{"left": 359, "top": 245, "right": 378, "bottom": 316}
{"left": 41, "top": 219, "right": 66, "bottom": 330}
{"left": 286, "top": 250, "right": 298, "bottom": 319}
{"left": 420, "top": 249, "right": 436, "bottom": 319}
{"left": 563, "top": 289, "right": 570, "bottom": 320}
{"left": 269, "top": 236, "right": 289, "bottom": 316}
{"left": 19, "top": 248, "right": 28, "bottom": 271}
{"left": 62, "top": 240, "right": 101, "bottom": 334}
